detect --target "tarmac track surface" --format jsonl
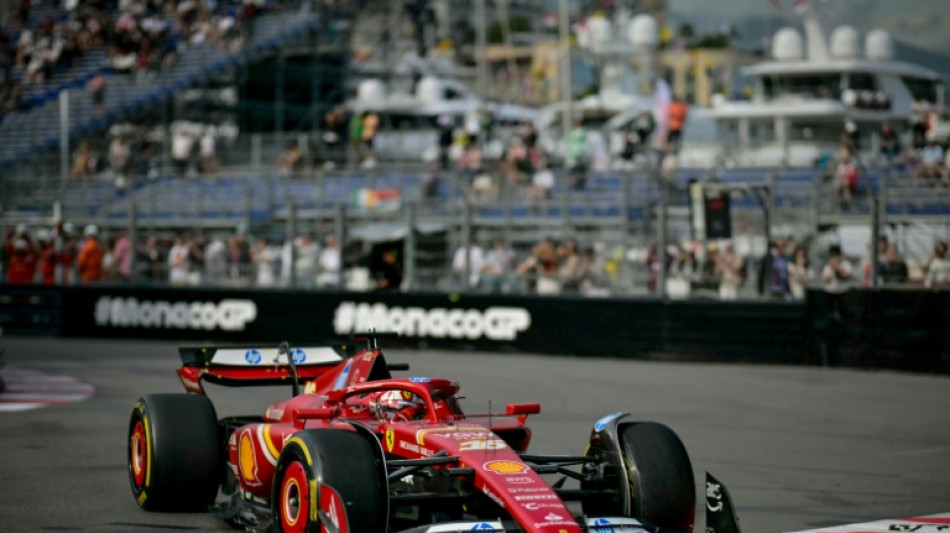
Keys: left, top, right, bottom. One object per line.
{"left": 0, "top": 337, "right": 948, "bottom": 533}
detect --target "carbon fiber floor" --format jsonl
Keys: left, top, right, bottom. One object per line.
{"left": 0, "top": 336, "right": 947, "bottom": 533}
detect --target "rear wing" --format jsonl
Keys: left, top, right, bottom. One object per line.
{"left": 176, "top": 343, "right": 358, "bottom": 394}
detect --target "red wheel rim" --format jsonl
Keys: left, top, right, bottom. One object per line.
{"left": 280, "top": 461, "right": 309, "bottom": 533}
{"left": 130, "top": 420, "right": 147, "bottom": 488}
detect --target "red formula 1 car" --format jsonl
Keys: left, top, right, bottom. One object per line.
{"left": 127, "top": 334, "right": 740, "bottom": 533}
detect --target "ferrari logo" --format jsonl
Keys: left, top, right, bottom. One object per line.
{"left": 385, "top": 429, "right": 395, "bottom": 453}
{"left": 401, "top": 390, "right": 412, "bottom": 401}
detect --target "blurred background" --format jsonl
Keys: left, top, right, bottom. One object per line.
{"left": 2, "top": 0, "right": 949, "bottom": 299}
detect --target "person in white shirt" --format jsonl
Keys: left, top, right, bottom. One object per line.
{"left": 168, "top": 236, "right": 191, "bottom": 285}
{"left": 821, "top": 244, "right": 853, "bottom": 293}
{"left": 452, "top": 241, "right": 485, "bottom": 290}
{"left": 922, "top": 240, "right": 950, "bottom": 288}
{"left": 317, "top": 235, "right": 342, "bottom": 288}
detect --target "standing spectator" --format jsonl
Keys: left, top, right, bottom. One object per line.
{"left": 758, "top": 239, "right": 790, "bottom": 299}
{"left": 199, "top": 128, "right": 216, "bottom": 175}
{"left": 516, "top": 238, "right": 561, "bottom": 295}
{"left": 36, "top": 229, "right": 57, "bottom": 285}
{"left": 821, "top": 244, "right": 853, "bottom": 293}
{"left": 565, "top": 119, "right": 588, "bottom": 190}
{"left": 910, "top": 95, "right": 930, "bottom": 150}
{"left": 77, "top": 225, "right": 104, "bottom": 283}
{"left": 715, "top": 241, "right": 743, "bottom": 300}
{"left": 253, "top": 237, "right": 279, "bottom": 287}
{"left": 171, "top": 129, "right": 193, "bottom": 176}
{"left": 322, "top": 106, "right": 347, "bottom": 168}
{"left": 452, "top": 238, "right": 485, "bottom": 290}
{"left": 113, "top": 230, "right": 132, "bottom": 282}
{"left": 167, "top": 235, "right": 191, "bottom": 285}
{"left": 437, "top": 114, "right": 453, "bottom": 170}
{"left": 60, "top": 223, "right": 79, "bottom": 284}
{"left": 138, "top": 236, "right": 163, "bottom": 283}
{"left": 71, "top": 142, "right": 98, "bottom": 181}
{"left": 878, "top": 122, "right": 900, "bottom": 161}
{"left": 840, "top": 120, "right": 860, "bottom": 153}
{"left": 204, "top": 235, "right": 227, "bottom": 285}
{"left": 666, "top": 95, "right": 689, "bottom": 152}
{"left": 229, "top": 228, "right": 252, "bottom": 284}
{"left": 879, "top": 243, "right": 908, "bottom": 285}
{"left": 4, "top": 224, "right": 38, "bottom": 283}
{"left": 294, "top": 234, "right": 319, "bottom": 287}
{"left": 360, "top": 110, "right": 379, "bottom": 168}
{"left": 277, "top": 141, "right": 303, "bottom": 177}
{"left": 89, "top": 72, "right": 106, "bottom": 116}
{"left": 633, "top": 107, "right": 656, "bottom": 148}
{"left": 109, "top": 134, "right": 131, "bottom": 188}
{"left": 481, "top": 237, "right": 519, "bottom": 293}
{"left": 558, "top": 239, "right": 582, "bottom": 293}
{"left": 788, "top": 245, "right": 813, "bottom": 299}
{"left": 921, "top": 240, "right": 950, "bottom": 288}
{"left": 317, "top": 234, "right": 341, "bottom": 288}
{"left": 348, "top": 110, "right": 363, "bottom": 162}
{"left": 372, "top": 248, "right": 402, "bottom": 291}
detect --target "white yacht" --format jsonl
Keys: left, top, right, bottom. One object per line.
{"left": 346, "top": 75, "right": 537, "bottom": 163}
{"left": 706, "top": 1, "right": 947, "bottom": 167}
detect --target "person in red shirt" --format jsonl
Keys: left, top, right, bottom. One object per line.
{"left": 37, "top": 229, "right": 58, "bottom": 285}
{"left": 4, "top": 224, "right": 38, "bottom": 284}
{"left": 77, "top": 225, "right": 105, "bottom": 283}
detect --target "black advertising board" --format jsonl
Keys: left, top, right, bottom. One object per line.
{"left": 54, "top": 285, "right": 806, "bottom": 361}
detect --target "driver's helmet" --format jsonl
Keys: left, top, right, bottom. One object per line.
{"left": 371, "top": 390, "right": 425, "bottom": 421}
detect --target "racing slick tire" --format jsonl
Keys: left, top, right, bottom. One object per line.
{"left": 273, "top": 428, "right": 387, "bottom": 533}
{"left": 128, "top": 394, "right": 221, "bottom": 512}
{"left": 619, "top": 422, "right": 696, "bottom": 533}
{"left": 583, "top": 421, "right": 695, "bottom": 533}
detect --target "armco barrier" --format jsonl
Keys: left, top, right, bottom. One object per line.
{"left": 3, "top": 284, "right": 807, "bottom": 362}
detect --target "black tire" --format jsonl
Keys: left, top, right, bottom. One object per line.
{"left": 128, "top": 393, "right": 221, "bottom": 512}
{"left": 619, "top": 422, "right": 696, "bottom": 533}
{"left": 272, "top": 429, "right": 387, "bottom": 533}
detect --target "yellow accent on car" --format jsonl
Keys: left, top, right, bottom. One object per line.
{"left": 288, "top": 437, "right": 313, "bottom": 466}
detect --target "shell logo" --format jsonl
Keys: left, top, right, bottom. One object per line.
{"left": 239, "top": 433, "right": 258, "bottom": 484}
{"left": 483, "top": 460, "right": 527, "bottom": 474}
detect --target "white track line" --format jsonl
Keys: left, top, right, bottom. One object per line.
{"left": 0, "top": 368, "right": 95, "bottom": 413}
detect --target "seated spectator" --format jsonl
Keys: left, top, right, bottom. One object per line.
{"left": 913, "top": 141, "right": 944, "bottom": 181}
{"left": 878, "top": 122, "right": 900, "bottom": 161}
{"left": 528, "top": 158, "right": 554, "bottom": 202}
{"left": 833, "top": 145, "right": 859, "bottom": 209}
{"left": 921, "top": 240, "right": 950, "bottom": 288}
{"left": 821, "top": 244, "right": 853, "bottom": 293}
{"left": 878, "top": 243, "right": 908, "bottom": 285}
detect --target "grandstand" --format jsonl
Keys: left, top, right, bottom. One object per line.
{"left": 2, "top": 1, "right": 949, "bottom": 296}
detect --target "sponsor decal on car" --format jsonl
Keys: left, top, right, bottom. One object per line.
{"left": 514, "top": 494, "right": 559, "bottom": 501}
{"left": 409, "top": 377, "right": 430, "bottom": 383}
{"left": 399, "top": 440, "right": 434, "bottom": 457}
{"left": 333, "top": 302, "right": 531, "bottom": 341}
{"left": 291, "top": 348, "right": 307, "bottom": 364}
{"left": 471, "top": 524, "right": 495, "bottom": 532}
{"left": 415, "top": 427, "right": 491, "bottom": 445}
{"left": 483, "top": 460, "right": 528, "bottom": 474}
{"left": 239, "top": 432, "right": 260, "bottom": 486}
{"left": 245, "top": 349, "right": 262, "bottom": 365}
{"left": 385, "top": 429, "right": 395, "bottom": 453}
{"left": 507, "top": 485, "right": 545, "bottom": 492}
{"left": 591, "top": 518, "right": 616, "bottom": 533}
{"left": 459, "top": 439, "right": 508, "bottom": 451}
{"left": 523, "top": 502, "right": 563, "bottom": 510}
{"left": 94, "top": 297, "right": 257, "bottom": 331}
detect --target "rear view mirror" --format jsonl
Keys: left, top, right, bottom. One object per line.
{"left": 506, "top": 403, "right": 540, "bottom": 416}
